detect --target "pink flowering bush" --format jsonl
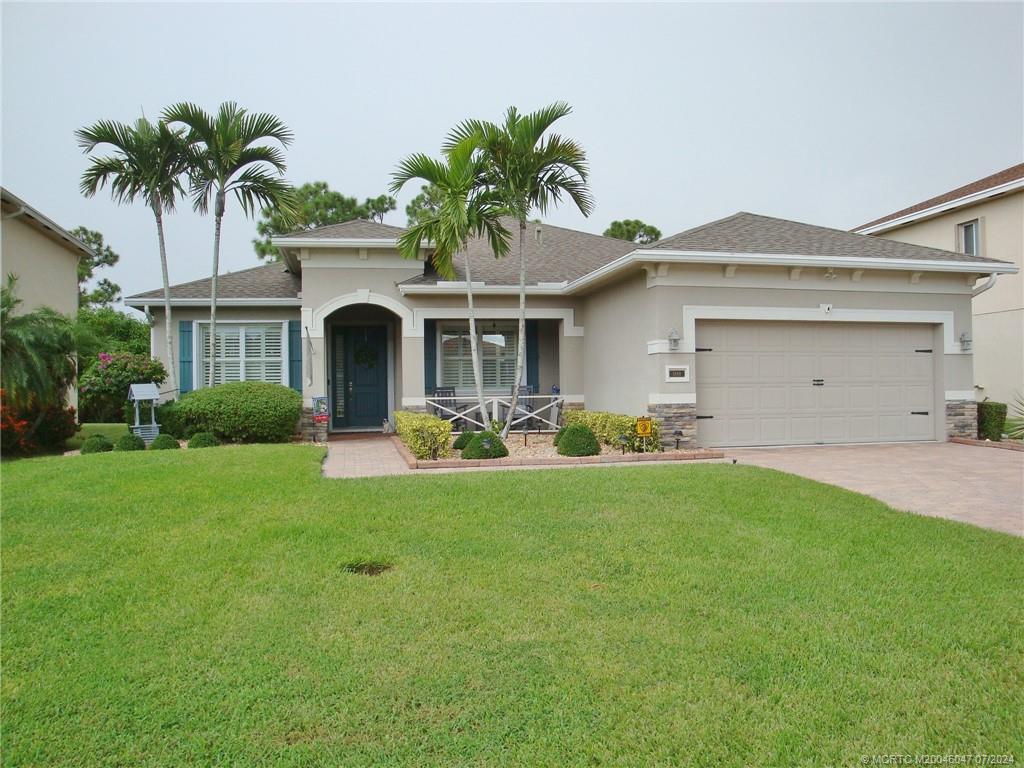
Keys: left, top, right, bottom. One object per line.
{"left": 79, "top": 352, "right": 166, "bottom": 422}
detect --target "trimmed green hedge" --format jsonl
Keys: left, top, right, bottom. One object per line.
{"left": 149, "top": 434, "right": 180, "bottom": 450}
{"left": 452, "top": 430, "right": 475, "bottom": 450}
{"left": 187, "top": 432, "right": 220, "bottom": 449}
{"left": 113, "top": 433, "right": 146, "bottom": 452}
{"left": 556, "top": 423, "right": 600, "bottom": 457}
{"left": 80, "top": 435, "right": 113, "bottom": 454}
{"left": 174, "top": 382, "right": 301, "bottom": 443}
{"left": 563, "top": 410, "right": 662, "bottom": 452}
{"left": 461, "top": 430, "right": 508, "bottom": 460}
{"left": 394, "top": 411, "right": 452, "bottom": 460}
{"left": 978, "top": 401, "right": 1007, "bottom": 441}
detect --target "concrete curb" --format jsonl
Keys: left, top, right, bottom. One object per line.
{"left": 950, "top": 437, "right": 1024, "bottom": 452}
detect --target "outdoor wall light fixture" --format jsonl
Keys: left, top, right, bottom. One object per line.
{"left": 668, "top": 327, "right": 680, "bottom": 351}
{"left": 959, "top": 332, "right": 972, "bottom": 352}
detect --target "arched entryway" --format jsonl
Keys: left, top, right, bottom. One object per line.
{"left": 324, "top": 303, "right": 402, "bottom": 431}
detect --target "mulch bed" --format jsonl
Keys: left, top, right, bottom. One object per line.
{"left": 391, "top": 435, "right": 724, "bottom": 470}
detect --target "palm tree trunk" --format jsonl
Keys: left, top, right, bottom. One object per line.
{"left": 153, "top": 204, "right": 178, "bottom": 397}
{"left": 208, "top": 192, "right": 224, "bottom": 388}
{"left": 501, "top": 218, "right": 527, "bottom": 439}
{"left": 463, "top": 252, "right": 488, "bottom": 429}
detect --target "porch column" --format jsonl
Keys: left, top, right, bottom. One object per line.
{"left": 300, "top": 334, "right": 327, "bottom": 442}
{"left": 558, "top": 320, "right": 585, "bottom": 412}
{"left": 400, "top": 333, "right": 425, "bottom": 412}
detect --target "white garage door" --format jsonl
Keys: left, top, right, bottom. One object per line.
{"left": 695, "top": 320, "right": 936, "bottom": 447}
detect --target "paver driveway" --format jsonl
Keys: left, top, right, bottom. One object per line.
{"left": 729, "top": 442, "right": 1024, "bottom": 536}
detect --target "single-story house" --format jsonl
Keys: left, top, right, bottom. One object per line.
{"left": 853, "top": 162, "right": 1024, "bottom": 405}
{"left": 125, "top": 212, "right": 1017, "bottom": 448}
{"left": 2, "top": 187, "right": 90, "bottom": 410}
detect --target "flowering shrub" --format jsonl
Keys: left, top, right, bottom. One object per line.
{"left": 79, "top": 352, "right": 166, "bottom": 422}
{"left": 1, "top": 389, "right": 77, "bottom": 456}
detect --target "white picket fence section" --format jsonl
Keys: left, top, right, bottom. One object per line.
{"left": 425, "top": 395, "right": 564, "bottom": 432}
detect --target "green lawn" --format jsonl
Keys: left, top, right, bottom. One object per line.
{"left": 2, "top": 447, "right": 1022, "bottom": 766}
{"left": 65, "top": 421, "right": 129, "bottom": 450}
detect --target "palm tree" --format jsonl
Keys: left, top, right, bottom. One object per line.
{"left": 163, "top": 101, "right": 296, "bottom": 387}
{"left": 1, "top": 275, "right": 77, "bottom": 412}
{"left": 445, "top": 103, "right": 594, "bottom": 437}
{"left": 390, "top": 139, "right": 511, "bottom": 427}
{"left": 77, "top": 116, "right": 189, "bottom": 395}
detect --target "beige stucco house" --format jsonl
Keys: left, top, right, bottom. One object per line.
{"left": 126, "top": 212, "right": 1015, "bottom": 448}
{"left": 1, "top": 187, "right": 88, "bottom": 409}
{"left": 854, "top": 163, "right": 1024, "bottom": 406}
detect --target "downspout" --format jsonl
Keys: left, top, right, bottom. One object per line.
{"left": 972, "top": 273, "right": 998, "bottom": 297}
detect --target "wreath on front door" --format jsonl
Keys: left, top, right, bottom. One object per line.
{"left": 353, "top": 344, "right": 377, "bottom": 368}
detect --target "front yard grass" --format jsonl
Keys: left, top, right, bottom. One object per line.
{"left": 2, "top": 446, "right": 1022, "bottom": 766}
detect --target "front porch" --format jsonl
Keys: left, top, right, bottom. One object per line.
{"left": 300, "top": 296, "right": 585, "bottom": 441}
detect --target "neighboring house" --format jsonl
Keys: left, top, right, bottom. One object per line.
{"left": 1, "top": 187, "right": 89, "bottom": 409}
{"left": 854, "top": 163, "right": 1024, "bottom": 406}
{"left": 126, "top": 213, "right": 1016, "bottom": 448}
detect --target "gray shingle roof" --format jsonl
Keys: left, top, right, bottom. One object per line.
{"left": 127, "top": 263, "right": 300, "bottom": 301}
{"left": 404, "top": 217, "right": 636, "bottom": 285}
{"left": 646, "top": 212, "right": 1012, "bottom": 265}
{"left": 281, "top": 218, "right": 406, "bottom": 240}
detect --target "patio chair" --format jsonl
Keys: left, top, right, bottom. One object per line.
{"left": 509, "top": 385, "right": 536, "bottom": 431}
{"left": 431, "top": 387, "right": 463, "bottom": 430}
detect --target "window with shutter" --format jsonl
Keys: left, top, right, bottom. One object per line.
{"left": 199, "top": 323, "right": 285, "bottom": 387}
{"left": 439, "top": 322, "right": 518, "bottom": 390}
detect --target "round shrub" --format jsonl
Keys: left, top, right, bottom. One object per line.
{"left": 113, "top": 433, "right": 146, "bottom": 452}
{"left": 187, "top": 432, "right": 220, "bottom": 449}
{"left": 80, "top": 434, "right": 113, "bottom": 454}
{"left": 175, "top": 382, "right": 301, "bottom": 443}
{"left": 553, "top": 425, "right": 567, "bottom": 446}
{"left": 148, "top": 434, "right": 180, "bottom": 450}
{"left": 461, "top": 430, "right": 508, "bottom": 460}
{"left": 556, "top": 423, "right": 600, "bottom": 457}
{"left": 452, "top": 430, "right": 476, "bottom": 450}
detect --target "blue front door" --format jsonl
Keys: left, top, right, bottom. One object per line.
{"left": 330, "top": 325, "right": 388, "bottom": 429}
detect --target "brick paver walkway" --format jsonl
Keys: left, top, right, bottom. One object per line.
{"left": 321, "top": 435, "right": 410, "bottom": 478}
{"left": 730, "top": 442, "right": 1024, "bottom": 536}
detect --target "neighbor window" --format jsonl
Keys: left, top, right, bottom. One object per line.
{"left": 958, "top": 219, "right": 980, "bottom": 256}
{"left": 439, "top": 322, "right": 518, "bottom": 390}
{"left": 198, "top": 323, "right": 284, "bottom": 387}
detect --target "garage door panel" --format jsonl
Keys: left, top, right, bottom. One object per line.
{"left": 758, "top": 386, "right": 788, "bottom": 410}
{"left": 790, "top": 386, "right": 819, "bottom": 411}
{"left": 696, "top": 320, "right": 936, "bottom": 447}
{"left": 727, "top": 387, "right": 759, "bottom": 411}
{"left": 757, "top": 354, "right": 787, "bottom": 380}
{"left": 820, "top": 387, "right": 847, "bottom": 410}
{"left": 820, "top": 416, "right": 849, "bottom": 442}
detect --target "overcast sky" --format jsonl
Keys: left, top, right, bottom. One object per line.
{"left": 3, "top": 2, "right": 1022, "bottom": 308}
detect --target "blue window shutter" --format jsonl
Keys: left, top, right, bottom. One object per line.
{"left": 526, "top": 320, "right": 539, "bottom": 391}
{"left": 179, "top": 320, "right": 193, "bottom": 394}
{"left": 288, "top": 320, "right": 302, "bottom": 392}
{"left": 424, "top": 319, "right": 436, "bottom": 394}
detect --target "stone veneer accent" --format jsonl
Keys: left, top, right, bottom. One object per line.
{"left": 647, "top": 402, "right": 697, "bottom": 449}
{"left": 300, "top": 407, "right": 328, "bottom": 443}
{"left": 945, "top": 399, "right": 977, "bottom": 440}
